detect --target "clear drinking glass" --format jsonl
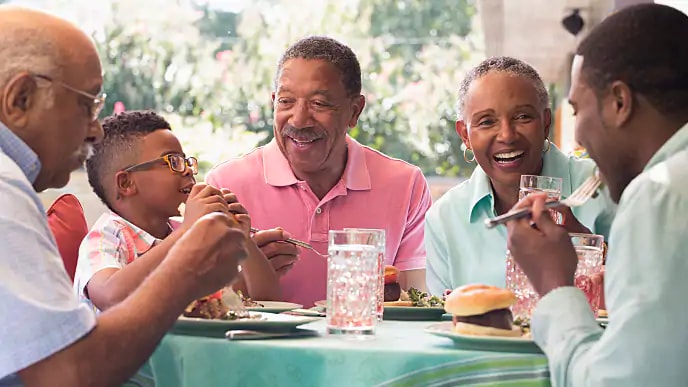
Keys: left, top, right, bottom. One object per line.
{"left": 326, "top": 229, "right": 383, "bottom": 338}
{"left": 507, "top": 174, "right": 564, "bottom": 319}
{"left": 344, "top": 228, "right": 386, "bottom": 322}
{"left": 507, "top": 233, "right": 605, "bottom": 321}
{"left": 570, "top": 233, "right": 605, "bottom": 316}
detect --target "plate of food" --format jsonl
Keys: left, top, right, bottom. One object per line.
{"left": 223, "top": 289, "right": 303, "bottom": 313}
{"left": 425, "top": 284, "right": 542, "bottom": 353}
{"left": 382, "top": 266, "right": 446, "bottom": 321}
{"left": 172, "top": 292, "right": 318, "bottom": 336}
{"left": 245, "top": 301, "right": 303, "bottom": 313}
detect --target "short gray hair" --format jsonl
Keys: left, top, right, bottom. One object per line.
{"left": 274, "top": 36, "right": 361, "bottom": 96}
{"left": 0, "top": 24, "right": 63, "bottom": 90}
{"left": 456, "top": 56, "right": 549, "bottom": 120}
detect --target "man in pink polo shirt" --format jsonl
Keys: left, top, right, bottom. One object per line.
{"left": 206, "top": 36, "right": 432, "bottom": 307}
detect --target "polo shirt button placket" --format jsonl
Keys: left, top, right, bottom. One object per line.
{"left": 315, "top": 207, "right": 322, "bottom": 214}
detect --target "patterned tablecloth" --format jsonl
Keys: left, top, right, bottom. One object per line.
{"left": 146, "top": 319, "right": 551, "bottom": 387}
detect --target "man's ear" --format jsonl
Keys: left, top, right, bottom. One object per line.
{"left": 114, "top": 171, "right": 137, "bottom": 200}
{"left": 608, "top": 80, "right": 633, "bottom": 128}
{"left": 456, "top": 120, "right": 470, "bottom": 149}
{"left": 347, "top": 95, "right": 366, "bottom": 128}
{"left": 1, "top": 72, "right": 39, "bottom": 129}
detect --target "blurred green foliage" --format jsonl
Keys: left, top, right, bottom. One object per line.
{"left": 87, "top": 0, "right": 483, "bottom": 177}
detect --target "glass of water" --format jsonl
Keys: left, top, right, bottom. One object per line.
{"left": 327, "top": 229, "right": 383, "bottom": 338}
{"left": 507, "top": 174, "right": 564, "bottom": 319}
{"left": 570, "top": 233, "right": 605, "bottom": 316}
{"left": 344, "top": 228, "right": 386, "bottom": 322}
{"left": 507, "top": 233, "right": 604, "bottom": 320}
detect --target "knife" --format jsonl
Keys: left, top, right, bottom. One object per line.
{"left": 225, "top": 329, "right": 317, "bottom": 340}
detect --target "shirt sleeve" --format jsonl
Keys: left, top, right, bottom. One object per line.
{"left": 0, "top": 177, "right": 95, "bottom": 378}
{"left": 392, "top": 169, "right": 432, "bottom": 272}
{"left": 424, "top": 206, "right": 451, "bottom": 296}
{"left": 74, "top": 222, "right": 129, "bottom": 299}
{"left": 531, "top": 176, "right": 688, "bottom": 386}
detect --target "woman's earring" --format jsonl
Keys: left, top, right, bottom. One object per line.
{"left": 544, "top": 138, "right": 552, "bottom": 153}
{"left": 463, "top": 147, "right": 475, "bottom": 163}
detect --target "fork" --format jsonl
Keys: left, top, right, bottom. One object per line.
{"left": 249, "top": 227, "right": 327, "bottom": 257}
{"left": 484, "top": 171, "right": 602, "bottom": 229}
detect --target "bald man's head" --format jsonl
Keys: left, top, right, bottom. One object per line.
{"left": 0, "top": 6, "right": 104, "bottom": 191}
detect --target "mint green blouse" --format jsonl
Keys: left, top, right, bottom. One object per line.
{"left": 425, "top": 145, "right": 616, "bottom": 295}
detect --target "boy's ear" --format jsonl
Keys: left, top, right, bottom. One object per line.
{"left": 114, "top": 171, "right": 137, "bottom": 200}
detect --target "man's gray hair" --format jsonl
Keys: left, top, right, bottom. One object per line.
{"left": 456, "top": 56, "right": 549, "bottom": 121}
{"left": 274, "top": 36, "right": 361, "bottom": 97}
{"left": 0, "top": 25, "right": 63, "bottom": 90}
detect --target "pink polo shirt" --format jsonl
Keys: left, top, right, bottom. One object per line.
{"left": 206, "top": 136, "right": 431, "bottom": 307}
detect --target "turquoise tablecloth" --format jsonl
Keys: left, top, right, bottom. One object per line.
{"left": 148, "top": 319, "right": 550, "bottom": 387}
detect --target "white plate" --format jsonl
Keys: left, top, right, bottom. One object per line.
{"left": 425, "top": 322, "right": 542, "bottom": 353}
{"left": 174, "top": 312, "right": 319, "bottom": 336}
{"left": 245, "top": 301, "right": 303, "bottom": 313}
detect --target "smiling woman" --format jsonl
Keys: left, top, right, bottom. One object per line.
{"left": 424, "top": 56, "right": 618, "bottom": 296}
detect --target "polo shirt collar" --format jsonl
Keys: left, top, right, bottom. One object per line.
{"left": 262, "top": 135, "right": 371, "bottom": 190}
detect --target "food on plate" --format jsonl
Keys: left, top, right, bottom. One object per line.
{"left": 183, "top": 291, "right": 230, "bottom": 319}
{"left": 406, "top": 287, "right": 444, "bottom": 307}
{"left": 236, "top": 290, "right": 264, "bottom": 308}
{"left": 444, "top": 284, "right": 521, "bottom": 337}
{"left": 598, "top": 309, "right": 608, "bottom": 318}
{"left": 383, "top": 265, "right": 402, "bottom": 302}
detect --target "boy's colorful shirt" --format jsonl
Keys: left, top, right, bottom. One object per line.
{"left": 73, "top": 211, "right": 181, "bottom": 312}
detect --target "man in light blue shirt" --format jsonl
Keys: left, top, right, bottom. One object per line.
{"left": 0, "top": 7, "right": 248, "bottom": 386}
{"left": 425, "top": 145, "right": 614, "bottom": 295}
{"left": 506, "top": 4, "right": 688, "bottom": 386}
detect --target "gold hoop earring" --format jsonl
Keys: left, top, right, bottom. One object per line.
{"left": 463, "top": 147, "right": 475, "bottom": 163}
{"left": 544, "top": 138, "right": 552, "bottom": 153}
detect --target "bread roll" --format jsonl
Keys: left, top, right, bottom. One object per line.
{"left": 444, "top": 284, "right": 516, "bottom": 316}
{"left": 453, "top": 322, "right": 522, "bottom": 337}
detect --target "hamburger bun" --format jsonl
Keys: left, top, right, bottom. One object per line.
{"left": 384, "top": 265, "right": 399, "bottom": 284}
{"left": 453, "top": 322, "right": 522, "bottom": 337}
{"left": 444, "top": 284, "right": 516, "bottom": 316}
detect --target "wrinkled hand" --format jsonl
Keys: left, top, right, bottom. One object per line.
{"left": 170, "top": 212, "right": 249, "bottom": 300}
{"left": 252, "top": 228, "right": 299, "bottom": 276}
{"left": 506, "top": 193, "right": 578, "bottom": 297}
{"left": 552, "top": 204, "right": 592, "bottom": 234}
{"left": 182, "top": 184, "right": 229, "bottom": 229}
{"left": 221, "top": 188, "right": 250, "bottom": 236}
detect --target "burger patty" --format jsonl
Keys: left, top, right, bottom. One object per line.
{"left": 384, "top": 282, "right": 401, "bottom": 302}
{"left": 454, "top": 308, "right": 514, "bottom": 330}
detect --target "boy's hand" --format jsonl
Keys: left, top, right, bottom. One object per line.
{"left": 221, "top": 188, "right": 251, "bottom": 236}
{"left": 182, "top": 183, "right": 229, "bottom": 228}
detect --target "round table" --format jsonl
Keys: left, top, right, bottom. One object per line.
{"left": 146, "top": 319, "right": 551, "bottom": 387}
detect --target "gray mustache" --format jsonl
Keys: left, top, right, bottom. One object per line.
{"left": 282, "top": 124, "right": 322, "bottom": 141}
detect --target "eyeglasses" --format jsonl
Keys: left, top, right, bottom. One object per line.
{"left": 32, "top": 74, "right": 107, "bottom": 121}
{"left": 122, "top": 154, "right": 199, "bottom": 175}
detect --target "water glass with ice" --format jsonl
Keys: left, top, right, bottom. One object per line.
{"left": 327, "top": 229, "right": 383, "bottom": 337}
{"left": 507, "top": 233, "right": 605, "bottom": 320}
{"left": 344, "top": 228, "right": 386, "bottom": 322}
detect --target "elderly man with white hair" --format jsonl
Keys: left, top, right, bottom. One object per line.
{"left": 0, "top": 7, "right": 249, "bottom": 386}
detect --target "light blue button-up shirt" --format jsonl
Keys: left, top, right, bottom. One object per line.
{"left": 532, "top": 122, "right": 688, "bottom": 386}
{"left": 0, "top": 123, "right": 96, "bottom": 385}
{"left": 425, "top": 145, "right": 616, "bottom": 296}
